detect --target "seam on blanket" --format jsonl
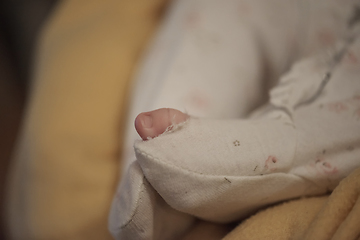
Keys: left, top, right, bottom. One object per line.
{"left": 135, "top": 148, "right": 302, "bottom": 181}
{"left": 136, "top": 139, "right": 332, "bottom": 195}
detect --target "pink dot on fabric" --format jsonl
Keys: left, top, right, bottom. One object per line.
{"left": 328, "top": 102, "right": 348, "bottom": 113}
{"left": 185, "top": 12, "right": 200, "bottom": 27}
{"left": 187, "top": 90, "right": 210, "bottom": 110}
{"left": 317, "top": 28, "right": 335, "bottom": 46}
{"left": 346, "top": 51, "right": 359, "bottom": 64}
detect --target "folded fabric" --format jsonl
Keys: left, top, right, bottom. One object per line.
{"left": 224, "top": 167, "right": 360, "bottom": 240}
{"left": 300, "top": 167, "right": 360, "bottom": 240}
{"left": 110, "top": 30, "right": 360, "bottom": 239}
{"left": 224, "top": 196, "right": 329, "bottom": 240}
{"left": 136, "top": 34, "right": 360, "bottom": 219}
{"left": 109, "top": 161, "right": 195, "bottom": 239}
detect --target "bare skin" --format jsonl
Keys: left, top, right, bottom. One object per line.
{"left": 135, "top": 108, "right": 188, "bottom": 140}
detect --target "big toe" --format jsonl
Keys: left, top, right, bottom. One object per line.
{"left": 135, "top": 108, "right": 188, "bottom": 140}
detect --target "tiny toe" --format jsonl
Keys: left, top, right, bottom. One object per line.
{"left": 135, "top": 108, "right": 188, "bottom": 140}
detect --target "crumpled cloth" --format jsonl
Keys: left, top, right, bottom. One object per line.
{"left": 224, "top": 166, "right": 360, "bottom": 240}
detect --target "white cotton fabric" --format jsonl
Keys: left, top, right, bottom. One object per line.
{"left": 109, "top": 0, "right": 360, "bottom": 239}
{"left": 120, "top": 0, "right": 301, "bottom": 175}
{"left": 108, "top": 161, "right": 195, "bottom": 239}
{"left": 134, "top": 38, "right": 360, "bottom": 223}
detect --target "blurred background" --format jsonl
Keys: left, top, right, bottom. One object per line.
{"left": 0, "top": 1, "right": 58, "bottom": 238}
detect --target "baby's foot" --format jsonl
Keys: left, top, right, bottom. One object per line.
{"left": 135, "top": 108, "right": 188, "bottom": 140}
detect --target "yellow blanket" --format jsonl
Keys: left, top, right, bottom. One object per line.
{"left": 5, "top": 0, "right": 168, "bottom": 239}
{"left": 223, "top": 167, "right": 360, "bottom": 240}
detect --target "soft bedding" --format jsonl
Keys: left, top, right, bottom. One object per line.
{"left": 110, "top": 0, "right": 360, "bottom": 239}
{"left": 5, "top": 1, "right": 360, "bottom": 240}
